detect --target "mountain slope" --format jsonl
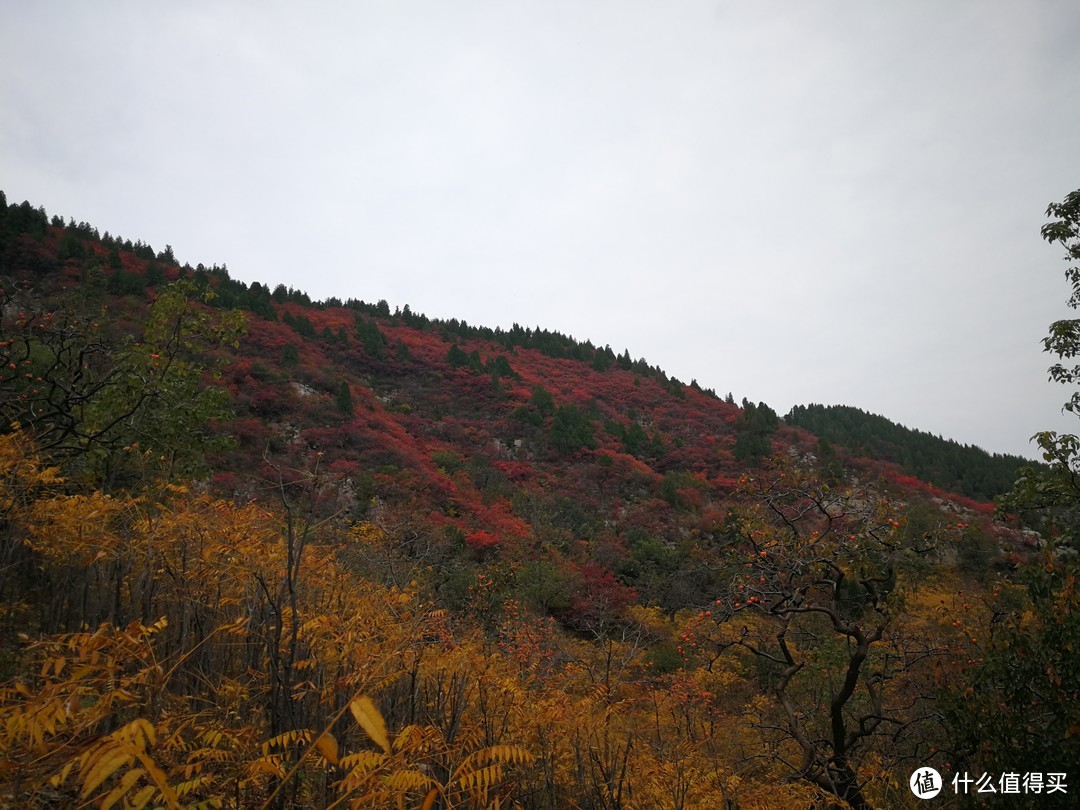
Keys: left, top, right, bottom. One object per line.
{"left": 4, "top": 191, "right": 1065, "bottom": 809}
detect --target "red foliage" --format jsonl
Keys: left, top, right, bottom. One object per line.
{"left": 712, "top": 474, "right": 739, "bottom": 492}
{"left": 210, "top": 472, "right": 239, "bottom": 493}
{"left": 327, "top": 458, "right": 361, "bottom": 477}
{"left": 466, "top": 530, "right": 500, "bottom": 551}
{"left": 492, "top": 460, "right": 533, "bottom": 482}
{"left": 567, "top": 562, "right": 638, "bottom": 624}
{"left": 230, "top": 417, "right": 268, "bottom": 448}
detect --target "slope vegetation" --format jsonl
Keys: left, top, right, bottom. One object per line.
{"left": 1, "top": 192, "right": 1069, "bottom": 809}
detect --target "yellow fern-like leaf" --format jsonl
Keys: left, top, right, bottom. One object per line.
{"left": 174, "top": 774, "right": 215, "bottom": 797}
{"left": 468, "top": 745, "right": 535, "bottom": 768}
{"left": 133, "top": 747, "right": 180, "bottom": 808}
{"left": 392, "top": 723, "right": 442, "bottom": 756}
{"left": 392, "top": 724, "right": 419, "bottom": 753}
{"left": 449, "top": 743, "right": 533, "bottom": 794}
{"left": 100, "top": 766, "right": 146, "bottom": 810}
{"left": 384, "top": 768, "right": 434, "bottom": 793}
{"left": 246, "top": 756, "right": 287, "bottom": 780}
{"left": 350, "top": 696, "right": 390, "bottom": 754}
{"left": 128, "top": 783, "right": 157, "bottom": 809}
{"left": 81, "top": 745, "right": 132, "bottom": 797}
{"left": 339, "top": 750, "right": 388, "bottom": 772}
{"left": 49, "top": 759, "right": 76, "bottom": 788}
{"left": 261, "top": 728, "right": 312, "bottom": 754}
{"left": 457, "top": 763, "right": 502, "bottom": 792}
{"left": 124, "top": 717, "right": 157, "bottom": 750}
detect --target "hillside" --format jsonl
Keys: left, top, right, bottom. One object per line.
{"left": 785, "top": 403, "right": 1041, "bottom": 501}
{"left": 1, "top": 195, "right": 1020, "bottom": 609}
{"left": 1, "top": 192, "right": 1075, "bottom": 809}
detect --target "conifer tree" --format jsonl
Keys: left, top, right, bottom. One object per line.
{"left": 335, "top": 381, "right": 354, "bottom": 415}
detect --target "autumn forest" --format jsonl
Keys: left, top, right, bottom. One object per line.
{"left": 1, "top": 190, "right": 1078, "bottom": 809}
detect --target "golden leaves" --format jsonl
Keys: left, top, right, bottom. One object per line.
{"left": 0, "top": 425, "right": 833, "bottom": 809}
{"left": 0, "top": 425, "right": 61, "bottom": 516}
{"left": 314, "top": 732, "right": 340, "bottom": 766}
{"left": 450, "top": 745, "right": 535, "bottom": 801}
{"left": 26, "top": 490, "right": 129, "bottom": 563}
{"left": 50, "top": 717, "right": 181, "bottom": 810}
{"left": 328, "top": 694, "right": 536, "bottom": 808}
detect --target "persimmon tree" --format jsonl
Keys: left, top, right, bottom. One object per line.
{"left": 691, "top": 461, "right": 946, "bottom": 810}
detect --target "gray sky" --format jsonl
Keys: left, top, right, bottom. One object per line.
{"left": 3, "top": 1, "right": 1080, "bottom": 459}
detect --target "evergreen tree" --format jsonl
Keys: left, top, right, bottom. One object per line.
{"left": 335, "top": 381, "right": 354, "bottom": 415}
{"left": 622, "top": 421, "right": 647, "bottom": 457}
{"left": 57, "top": 233, "right": 85, "bottom": 261}
{"left": 446, "top": 344, "right": 470, "bottom": 369}
{"left": 529, "top": 384, "right": 555, "bottom": 416}
{"left": 487, "top": 354, "right": 519, "bottom": 380}
{"left": 106, "top": 268, "right": 144, "bottom": 297}
{"left": 733, "top": 400, "right": 780, "bottom": 461}
{"left": 549, "top": 405, "right": 596, "bottom": 454}
{"left": 355, "top": 316, "right": 386, "bottom": 359}
{"left": 289, "top": 314, "right": 316, "bottom": 339}
{"left": 144, "top": 260, "right": 166, "bottom": 287}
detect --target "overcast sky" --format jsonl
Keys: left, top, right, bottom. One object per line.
{"left": 3, "top": 1, "right": 1080, "bottom": 459}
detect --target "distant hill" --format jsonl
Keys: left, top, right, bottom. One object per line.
{"left": 786, "top": 403, "right": 1039, "bottom": 501}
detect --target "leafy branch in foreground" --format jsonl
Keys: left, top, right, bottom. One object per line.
{"left": 0, "top": 278, "right": 245, "bottom": 489}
